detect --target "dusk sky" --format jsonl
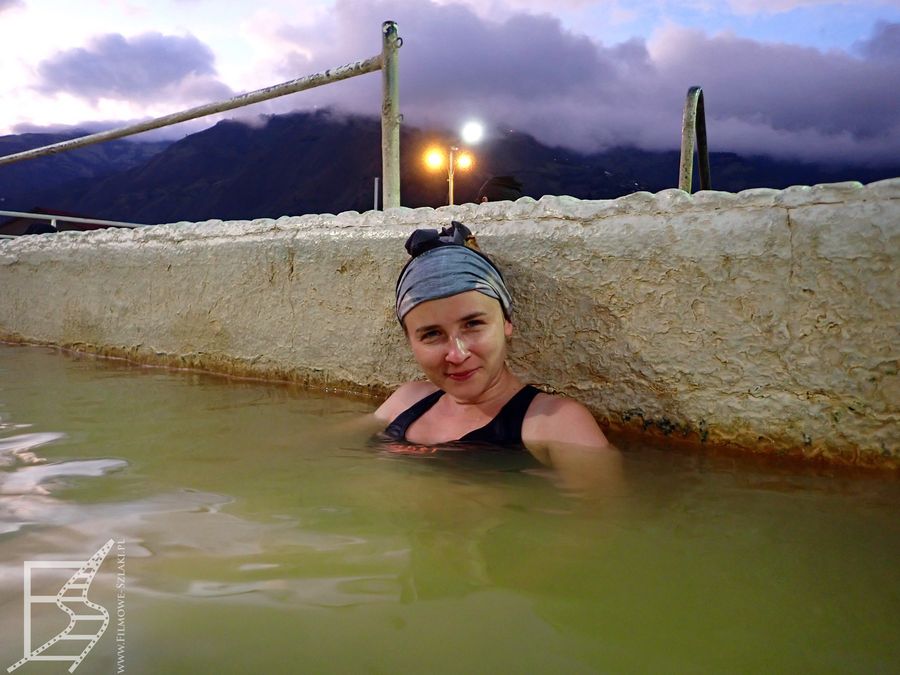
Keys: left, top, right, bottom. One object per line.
{"left": 1, "top": 0, "right": 898, "bottom": 165}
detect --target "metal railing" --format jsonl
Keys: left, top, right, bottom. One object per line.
{"left": 678, "top": 86, "right": 711, "bottom": 193}
{"left": 0, "top": 210, "right": 147, "bottom": 238}
{"left": 0, "top": 21, "right": 402, "bottom": 209}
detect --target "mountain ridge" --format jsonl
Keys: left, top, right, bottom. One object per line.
{"left": 2, "top": 110, "right": 897, "bottom": 225}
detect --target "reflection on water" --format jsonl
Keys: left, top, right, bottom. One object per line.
{"left": 0, "top": 432, "right": 63, "bottom": 467}
{"left": 0, "top": 344, "right": 898, "bottom": 674}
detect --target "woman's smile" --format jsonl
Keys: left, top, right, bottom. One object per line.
{"left": 447, "top": 367, "right": 479, "bottom": 381}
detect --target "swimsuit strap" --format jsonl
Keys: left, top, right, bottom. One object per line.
{"left": 383, "top": 389, "right": 444, "bottom": 441}
{"left": 382, "top": 385, "right": 542, "bottom": 446}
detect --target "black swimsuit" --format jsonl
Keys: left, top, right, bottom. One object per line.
{"left": 383, "top": 385, "right": 542, "bottom": 446}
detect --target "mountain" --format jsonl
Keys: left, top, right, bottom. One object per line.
{"left": 2, "top": 111, "right": 898, "bottom": 225}
{"left": 10, "top": 111, "right": 645, "bottom": 223}
{"left": 0, "top": 132, "right": 170, "bottom": 213}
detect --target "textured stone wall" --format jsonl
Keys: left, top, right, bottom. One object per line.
{"left": 1, "top": 179, "right": 897, "bottom": 466}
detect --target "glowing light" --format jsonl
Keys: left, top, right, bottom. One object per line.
{"left": 423, "top": 137, "right": 479, "bottom": 205}
{"left": 424, "top": 148, "right": 445, "bottom": 170}
{"left": 456, "top": 152, "right": 473, "bottom": 170}
{"left": 461, "top": 121, "right": 484, "bottom": 145}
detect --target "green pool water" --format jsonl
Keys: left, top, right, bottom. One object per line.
{"left": 1, "top": 344, "right": 898, "bottom": 674}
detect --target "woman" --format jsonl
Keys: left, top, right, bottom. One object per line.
{"left": 374, "top": 222, "right": 618, "bottom": 477}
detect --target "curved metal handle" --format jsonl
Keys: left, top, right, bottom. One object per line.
{"left": 678, "top": 86, "right": 711, "bottom": 193}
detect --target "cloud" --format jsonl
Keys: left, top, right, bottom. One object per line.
{"left": 432, "top": 0, "right": 597, "bottom": 12}
{"left": 11, "top": 117, "right": 214, "bottom": 141}
{"left": 855, "top": 20, "right": 900, "bottom": 61}
{"left": 724, "top": 0, "right": 897, "bottom": 15}
{"left": 263, "top": 2, "right": 646, "bottom": 131}
{"left": 35, "top": 32, "right": 233, "bottom": 104}
{"left": 0, "top": 0, "right": 23, "bottom": 12}
{"left": 648, "top": 25, "right": 900, "bottom": 142}
{"left": 724, "top": 0, "right": 858, "bottom": 14}
{"left": 251, "top": 0, "right": 899, "bottom": 164}
{"left": 433, "top": 0, "right": 896, "bottom": 20}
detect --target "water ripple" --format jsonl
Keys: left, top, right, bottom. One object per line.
{"left": 0, "top": 432, "right": 65, "bottom": 466}
{"left": 0, "top": 458, "right": 128, "bottom": 495}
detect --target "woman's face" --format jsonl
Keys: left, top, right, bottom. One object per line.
{"left": 403, "top": 290, "right": 513, "bottom": 399}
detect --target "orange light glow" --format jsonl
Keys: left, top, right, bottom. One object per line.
{"left": 424, "top": 148, "right": 445, "bottom": 170}
{"left": 456, "top": 152, "right": 473, "bottom": 170}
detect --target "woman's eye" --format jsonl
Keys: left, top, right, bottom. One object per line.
{"left": 465, "top": 320, "right": 485, "bottom": 329}
{"left": 420, "top": 330, "right": 441, "bottom": 341}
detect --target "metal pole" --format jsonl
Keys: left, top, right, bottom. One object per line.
{"left": 448, "top": 146, "right": 457, "bottom": 205}
{"left": 678, "top": 86, "right": 711, "bottom": 193}
{"left": 695, "top": 90, "right": 711, "bottom": 191}
{"left": 381, "top": 21, "right": 401, "bottom": 209}
{"left": 374, "top": 177, "right": 379, "bottom": 211}
{"left": 678, "top": 87, "right": 698, "bottom": 192}
{"left": 0, "top": 55, "right": 383, "bottom": 168}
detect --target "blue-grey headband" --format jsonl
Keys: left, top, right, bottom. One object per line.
{"left": 396, "top": 238, "right": 512, "bottom": 324}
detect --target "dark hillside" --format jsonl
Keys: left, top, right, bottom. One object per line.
{"left": 3, "top": 111, "right": 897, "bottom": 224}
{"left": 0, "top": 132, "right": 170, "bottom": 213}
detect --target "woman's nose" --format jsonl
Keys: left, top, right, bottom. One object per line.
{"left": 445, "top": 335, "right": 471, "bottom": 363}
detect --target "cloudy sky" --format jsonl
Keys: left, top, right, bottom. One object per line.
{"left": 1, "top": 0, "right": 898, "bottom": 164}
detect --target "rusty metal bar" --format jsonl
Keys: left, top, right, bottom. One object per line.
{"left": 381, "top": 20, "right": 402, "bottom": 209}
{"left": 0, "top": 55, "right": 383, "bottom": 168}
{"left": 678, "top": 86, "right": 711, "bottom": 193}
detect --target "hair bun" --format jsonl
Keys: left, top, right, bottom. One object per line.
{"left": 404, "top": 221, "right": 476, "bottom": 257}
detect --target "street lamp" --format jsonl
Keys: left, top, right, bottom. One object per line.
{"left": 423, "top": 145, "right": 475, "bottom": 206}
{"left": 423, "top": 121, "right": 483, "bottom": 205}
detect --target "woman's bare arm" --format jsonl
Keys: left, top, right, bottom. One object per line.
{"left": 522, "top": 395, "right": 625, "bottom": 495}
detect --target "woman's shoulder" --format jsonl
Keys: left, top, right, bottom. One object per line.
{"left": 521, "top": 388, "right": 582, "bottom": 412}
{"left": 373, "top": 380, "right": 440, "bottom": 423}
{"left": 522, "top": 391, "right": 610, "bottom": 450}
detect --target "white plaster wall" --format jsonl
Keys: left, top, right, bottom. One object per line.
{"left": 1, "top": 179, "right": 897, "bottom": 465}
